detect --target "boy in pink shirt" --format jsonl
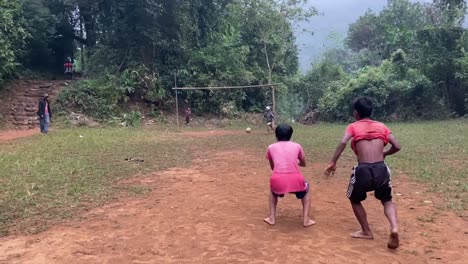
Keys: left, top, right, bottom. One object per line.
{"left": 264, "top": 124, "right": 316, "bottom": 227}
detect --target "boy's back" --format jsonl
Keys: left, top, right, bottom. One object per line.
{"left": 264, "top": 124, "right": 315, "bottom": 227}
{"left": 267, "top": 141, "right": 304, "bottom": 174}
{"left": 346, "top": 119, "right": 391, "bottom": 163}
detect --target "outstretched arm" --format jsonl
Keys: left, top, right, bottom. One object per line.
{"left": 384, "top": 134, "right": 401, "bottom": 158}
{"left": 324, "top": 132, "right": 353, "bottom": 176}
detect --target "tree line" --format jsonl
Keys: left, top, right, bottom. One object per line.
{"left": 296, "top": 0, "right": 468, "bottom": 121}
{"left": 1, "top": 0, "right": 467, "bottom": 121}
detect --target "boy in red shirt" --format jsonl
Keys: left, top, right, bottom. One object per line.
{"left": 264, "top": 124, "right": 316, "bottom": 227}
{"left": 325, "top": 97, "right": 401, "bottom": 249}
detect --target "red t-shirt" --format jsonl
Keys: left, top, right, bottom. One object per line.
{"left": 345, "top": 119, "right": 391, "bottom": 154}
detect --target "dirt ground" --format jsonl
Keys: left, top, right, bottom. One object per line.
{"left": 0, "top": 130, "right": 39, "bottom": 142}
{"left": 0, "top": 131, "right": 467, "bottom": 264}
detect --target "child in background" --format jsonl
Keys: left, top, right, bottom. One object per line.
{"left": 185, "top": 107, "right": 192, "bottom": 126}
{"left": 264, "top": 124, "right": 316, "bottom": 227}
{"left": 264, "top": 106, "right": 275, "bottom": 133}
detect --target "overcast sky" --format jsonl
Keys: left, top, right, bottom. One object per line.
{"left": 296, "top": 0, "right": 434, "bottom": 72}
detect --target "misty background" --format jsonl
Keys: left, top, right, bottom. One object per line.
{"left": 297, "top": 0, "right": 435, "bottom": 72}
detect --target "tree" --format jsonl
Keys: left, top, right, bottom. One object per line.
{"left": 0, "top": 0, "right": 27, "bottom": 85}
{"left": 319, "top": 50, "right": 436, "bottom": 121}
{"left": 347, "top": 0, "right": 429, "bottom": 60}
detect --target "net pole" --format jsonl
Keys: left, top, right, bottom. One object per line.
{"left": 272, "top": 85, "right": 276, "bottom": 113}
{"left": 176, "top": 91, "right": 180, "bottom": 132}
{"left": 174, "top": 72, "right": 180, "bottom": 132}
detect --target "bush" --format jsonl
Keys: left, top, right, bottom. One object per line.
{"left": 56, "top": 78, "right": 126, "bottom": 119}
{"left": 122, "top": 111, "right": 142, "bottom": 127}
{"left": 318, "top": 50, "right": 449, "bottom": 121}
{"left": 56, "top": 66, "right": 165, "bottom": 120}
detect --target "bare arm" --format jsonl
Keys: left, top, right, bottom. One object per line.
{"left": 269, "top": 159, "right": 274, "bottom": 171}
{"left": 384, "top": 134, "right": 401, "bottom": 158}
{"left": 298, "top": 156, "right": 306, "bottom": 167}
{"left": 324, "top": 133, "right": 353, "bottom": 175}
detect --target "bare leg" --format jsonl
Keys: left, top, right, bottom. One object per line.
{"left": 301, "top": 191, "right": 316, "bottom": 227}
{"left": 383, "top": 201, "right": 399, "bottom": 249}
{"left": 264, "top": 192, "right": 277, "bottom": 225}
{"left": 350, "top": 201, "right": 374, "bottom": 239}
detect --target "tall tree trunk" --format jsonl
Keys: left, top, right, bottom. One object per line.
{"left": 79, "top": 16, "right": 85, "bottom": 72}
{"left": 79, "top": 4, "right": 97, "bottom": 47}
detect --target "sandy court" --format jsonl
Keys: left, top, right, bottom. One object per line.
{"left": 0, "top": 136, "right": 467, "bottom": 263}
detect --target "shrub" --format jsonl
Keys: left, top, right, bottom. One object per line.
{"left": 122, "top": 111, "right": 142, "bottom": 127}
{"left": 318, "top": 50, "right": 448, "bottom": 121}
{"left": 56, "top": 78, "right": 125, "bottom": 119}
{"left": 56, "top": 66, "right": 165, "bottom": 120}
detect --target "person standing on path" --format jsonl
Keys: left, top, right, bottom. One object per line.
{"left": 37, "top": 93, "right": 52, "bottom": 134}
{"left": 325, "top": 96, "right": 401, "bottom": 249}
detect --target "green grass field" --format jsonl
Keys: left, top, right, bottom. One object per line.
{"left": 0, "top": 120, "right": 467, "bottom": 235}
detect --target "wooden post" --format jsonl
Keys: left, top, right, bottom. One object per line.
{"left": 176, "top": 91, "right": 180, "bottom": 132}
{"left": 272, "top": 85, "right": 276, "bottom": 113}
{"left": 174, "top": 72, "right": 180, "bottom": 132}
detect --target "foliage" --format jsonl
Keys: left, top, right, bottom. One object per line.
{"left": 56, "top": 78, "right": 124, "bottom": 119}
{"left": 0, "top": 0, "right": 27, "bottom": 86}
{"left": 122, "top": 111, "right": 142, "bottom": 127}
{"left": 347, "top": 0, "right": 429, "bottom": 60}
{"left": 318, "top": 50, "right": 442, "bottom": 121}
{"left": 19, "top": 0, "right": 57, "bottom": 71}
{"left": 56, "top": 66, "right": 166, "bottom": 119}
{"left": 312, "top": 0, "right": 468, "bottom": 120}
{"left": 2, "top": 0, "right": 468, "bottom": 121}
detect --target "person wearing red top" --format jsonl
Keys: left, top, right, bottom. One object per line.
{"left": 64, "top": 57, "right": 73, "bottom": 80}
{"left": 264, "top": 124, "right": 316, "bottom": 227}
{"left": 325, "top": 97, "right": 401, "bottom": 249}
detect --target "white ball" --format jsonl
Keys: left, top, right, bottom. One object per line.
{"left": 246, "top": 127, "right": 252, "bottom": 133}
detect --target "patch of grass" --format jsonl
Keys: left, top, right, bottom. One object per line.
{"left": 0, "top": 127, "right": 191, "bottom": 235}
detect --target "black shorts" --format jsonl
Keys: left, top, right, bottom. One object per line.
{"left": 347, "top": 162, "right": 392, "bottom": 203}
{"left": 273, "top": 182, "right": 309, "bottom": 200}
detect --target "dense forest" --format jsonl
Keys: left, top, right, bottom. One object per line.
{"left": 0, "top": 0, "right": 467, "bottom": 121}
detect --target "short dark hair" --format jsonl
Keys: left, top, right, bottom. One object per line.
{"left": 275, "top": 124, "right": 293, "bottom": 141}
{"left": 353, "top": 97, "right": 373, "bottom": 118}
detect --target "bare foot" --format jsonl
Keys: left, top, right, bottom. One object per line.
{"left": 303, "top": 219, "right": 316, "bottom": 227}
{"left": 350, "top": 230, "right": 374, "bottom": 239}
{"left": 387, "top": 232, "right": 400, "bottom": 249}
{"left": 263, "top": 217, "right": 275, "bottom": 226}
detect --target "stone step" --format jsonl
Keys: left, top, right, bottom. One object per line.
{"left": 13, "top": 120, "right": 31, "bottom": 126}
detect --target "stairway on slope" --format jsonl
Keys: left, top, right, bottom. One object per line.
{"left": 2, "top": 80, "right": 67, "bottom": 130}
